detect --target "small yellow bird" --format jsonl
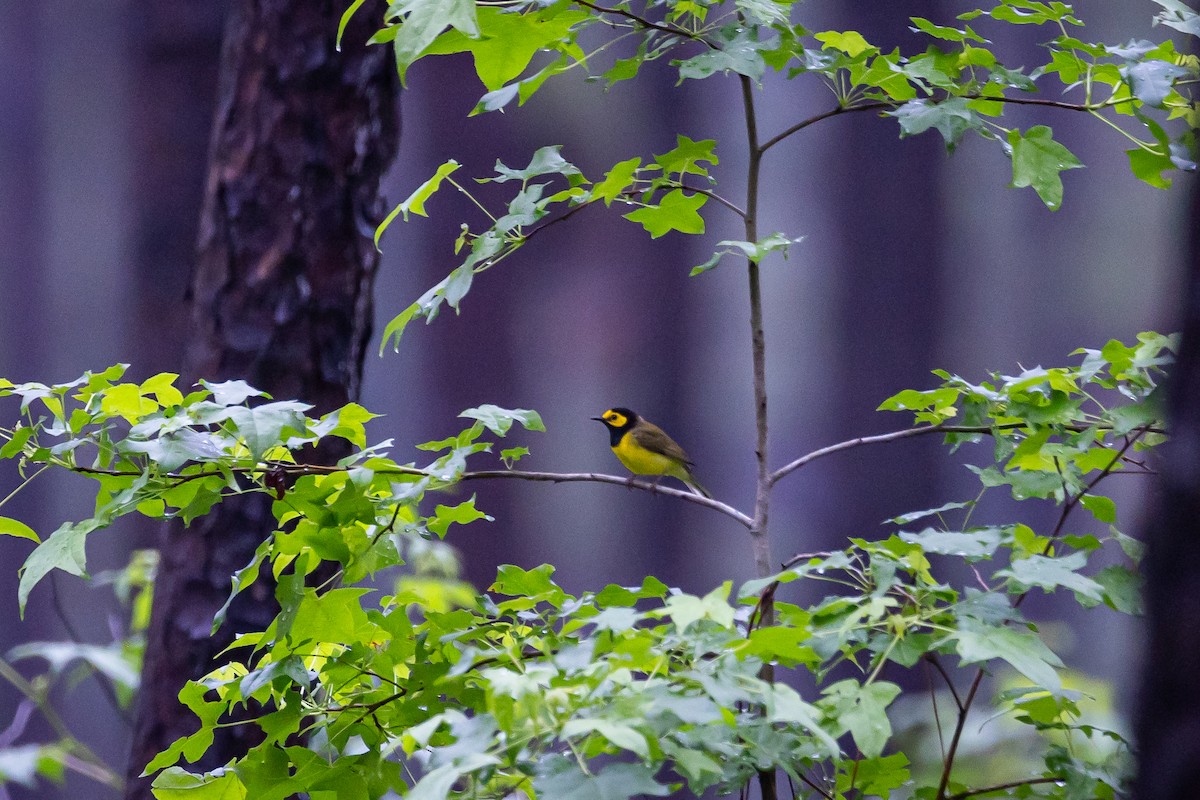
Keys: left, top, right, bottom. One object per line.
{"left": 591, "top": 407, "right": 712, "bottom": 498}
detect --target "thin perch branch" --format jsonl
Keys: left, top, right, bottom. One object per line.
{"left": 460, "top": 469, "right": 753, "bottom": 526}
{"left": 771, "top": 421, "right": 1166, "bottom": 485}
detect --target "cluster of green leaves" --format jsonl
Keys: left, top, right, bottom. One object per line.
{"left": 0, "top": 366, "right": 548, "bottom": 617}
{"left": 0, "top": 332, "right": 1171, "bottom": 798}
{"left": 356, "top": 0, "right": 1197, "bottom": 346}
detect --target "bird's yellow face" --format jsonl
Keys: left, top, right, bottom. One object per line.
{"left": 600, "top": 409, "right": 629, "bottom": 429}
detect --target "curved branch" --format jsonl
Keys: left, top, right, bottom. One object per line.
{"left": 771, "top": 421, "right": 1167, "bottom": 485}
{"left": 935, "top": 668, "right": 984, "bottom": 800}
{"left": 947, "top": 777, "right": 1061, "bottom": 800}
{"left": 760, "top": 103, "right": 891, "bottom": 153}
{"left": 460, "top": 469, "right": 753, "bottom": 527}
{"left": 571, "top": 0, "right": 712, "bottom": 46}
{"left": 761, "top": 93, "right": 1143, "bottom": 156}
{"left": 71, "top": 461, "right": 753, "bottom": 528}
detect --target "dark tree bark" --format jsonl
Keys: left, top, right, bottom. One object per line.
{"left": 1133, "top": 176, "right": 1200, "bottom": 798}
{"left": 123, "top": 2, "right": 398, "bottom": 796}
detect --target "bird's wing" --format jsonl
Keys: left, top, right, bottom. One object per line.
{"left": 631, "top": 423, "right": 695, "bottom": 467}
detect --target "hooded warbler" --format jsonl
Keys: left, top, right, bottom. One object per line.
{"left": 591, "top": 407, "right": 712, "bottom": 498}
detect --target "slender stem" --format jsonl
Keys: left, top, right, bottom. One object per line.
{"left": 760, "top": 103, "right": 890, "bottom": 153}
{"left": 740, "top": 74, "right": 773, "bottom": 582}
{"left": 935, "top": 668, "right": 984, "bottom": 800}
{"left": 947, "top": 777, "right": 1062, "bottom": 800}
{"left": 761, "top": 93, "right": 1144, "bottom": 156}
{"left": 925, "top": 654, "right": 963, "bottom": 711}
{"left": 770, "top": 421, "right": 1166, "bottom": 485}
{"left": 572, "top": 0, "right": 712, "bottom": 45}
{"left": 0, "top": 463, "right": 50, "bottom": 512}
{"left": 0, "top": 658, "right": 122, "bottom": 790}
{"left": 665, "top": 182, "right": 748, "bottom": 219}
{"left": 1048, "top": 425, "right": 1149, "bottom": 539}
{"left": 460, "top": 470, "right": 753, "bottom": 526}
{"left": 740, "top": 70, "right": 778, "bottom": 800}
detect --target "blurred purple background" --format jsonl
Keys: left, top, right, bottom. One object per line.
{"left": 0, "top": 2, "right": 1189, "bottom": 797}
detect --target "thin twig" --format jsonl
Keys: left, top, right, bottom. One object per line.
{"left": 947, "top": 776, "right": 1062, "bottom": 800}
{"left": 935, "top": 668, "right": 984, "bottom": 800}
{"left": 925, "top": 654, "right": 963, "bottom": 711}
{"left": 740, "top": 74, "right": 774, "bottom": 581}
{"left": 761, "top": 93, "right": 1143, "bottom": 156}
{"left": 797, "top": 771, "right": 834, "bottom": 800}
{"left": 665, "top": 182, "right": 748, "bottom": 219}
{"left": 460, "top": 470, "right": 754, "bottom": 526}
{"left": 1048, "top": 425, "right": 1150, "bottom": 539}
{"left": 770, "top": 421, "right": 1166, "bottom": 485}
{"left": 572, "top": 0, "right": 712, "bottom": 45}
{"left": 49, "top": 572, "right": 132, "bottom": 726}
{"left": 68, "top": 462, "right": 753, "bottom": 527}
{"left": 760, "top": 103, "right": 891, "bottom": 153}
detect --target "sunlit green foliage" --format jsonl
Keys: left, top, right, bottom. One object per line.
{"left": 363, "top": 0, "right": 1197, "bottom": 346}
{"left": 1, "top": 0, "right": 1194, "bottom": 796}
{"left": 0, "top": 332, "right": 1173, "bottom": 797}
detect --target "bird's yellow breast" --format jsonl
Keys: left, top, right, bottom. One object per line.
{"left": 613, "top": 431, "right": 685, "bottom": 477}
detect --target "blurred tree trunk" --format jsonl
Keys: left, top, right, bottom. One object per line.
{"left": 1134, "top": 174, "right": 1200, "bottom": 799}
{"left": 123, "top": 1, "right": 398, "bottom": 796}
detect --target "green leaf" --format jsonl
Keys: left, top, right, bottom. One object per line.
{"left": 1122, "top": 59, "right": 1189, "bottom": 108}
{"left": 623, "top": 189, "right": 707, "bottom": 238}
{"left": 201, "top": 379, "right": 267, "bottom": 406}
{"left": 561, "top": 718, "right": 650, "bottom": 758}
{"left": 890, "top": 97, "right": 980, "bottom": 152}
{"left": 534, "top": 758, "right": 670, "bottom": 800}
{"left": 815, "top": 30, "right": 874, "bottom": 57}
{"left": 336, "top": 0, "right": 368, "bottom": 50}
{"left": 388, "top": 0, "right": 480, "bottom": 85}
{"left": 661, "top": 582, "right": 734, "bottom": 631}
{"left": 676, "top": 27, "right": 769, "bottom": 81}
{"left": 18, "top": 520, "right": 95, "bottom": 616}
{"left": 1153, "top": 0, "right": 1200, "bottom": 35}
{"left": 225, "top": 401, "right": 312, "bottom": 462}
{"left": 999, "top": 552, "right": 1105, "bottom": 602}
{"left": 151, "top": 766, "right": 248, "bottom": 799}
{"left": 424, "top": 7, "right": 587, "bottom": 91}
{"left": 428, "top": 496, "right": 494, "bottom": 537}
{"left": 887, "top": 501, "right": 971, "bottom": 525}
{"left": 592, "top": 157, "right": 642, "bottom": 206}
{"left": 287, "top": 587, "right": 379, "bottom": 645}
{"left": 837, "top": 753, "right": 910, "bottom": 796}
{"left": 823, "top": 680, "right": 902, "bottom": 758}
{"left": 0, "top": 516, "right": 39, "bottom": 544}
{"left": 1093, "top": 564, "right": 1141, "bottom": 614}
{"left": 376, "top": 160, "right": 461, "bottom": 248}
{"left": 490, "top": 145, "right": 582, "bottom": 183}
{"left": 910, "top": 17, "right": 988, "bottom": 43}
{"left": 691, "top": 232, "right": 806, "bottom": 275}
{"left": 899, "top": 527, "right": 1003, "bottom": 560}
{"left": 500, "top": 446, "right": 529, "bottom": 467}
{"left": 954, "top": 618, "right": 1064, "bottom": 689}
{"left": 460, "top": 404, "right": 545, "bottom": 435}
{"left": 1127, "top": 147, "right": 1176, "bottom": 189}
{"left": 8, "top": 641, "right": 139, "bottom": 689}
{"left": 1079, "top": 494, "right": 1117, "bottom": 523}
{"left": 0, "top": 424, "right": 32, "bottom": 459}
{"left": 654, "top": 135, "right": 718, "bottom": 178}
{"left": 1008, "top": 125, "right": 1083, "bottom": 210}
{"left": 379, "top": 302, "right": 421, "bottom": 354}
{"left": 491, "top": 563, "right": 565, "bottom": 605}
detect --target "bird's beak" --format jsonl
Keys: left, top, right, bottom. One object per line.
{"left": 590, "top": 416, "right": 604, "bottom": 422}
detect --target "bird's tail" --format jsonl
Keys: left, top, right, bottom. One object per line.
{"left": 683, "top": 474, "right": 712, "bottom": 499}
